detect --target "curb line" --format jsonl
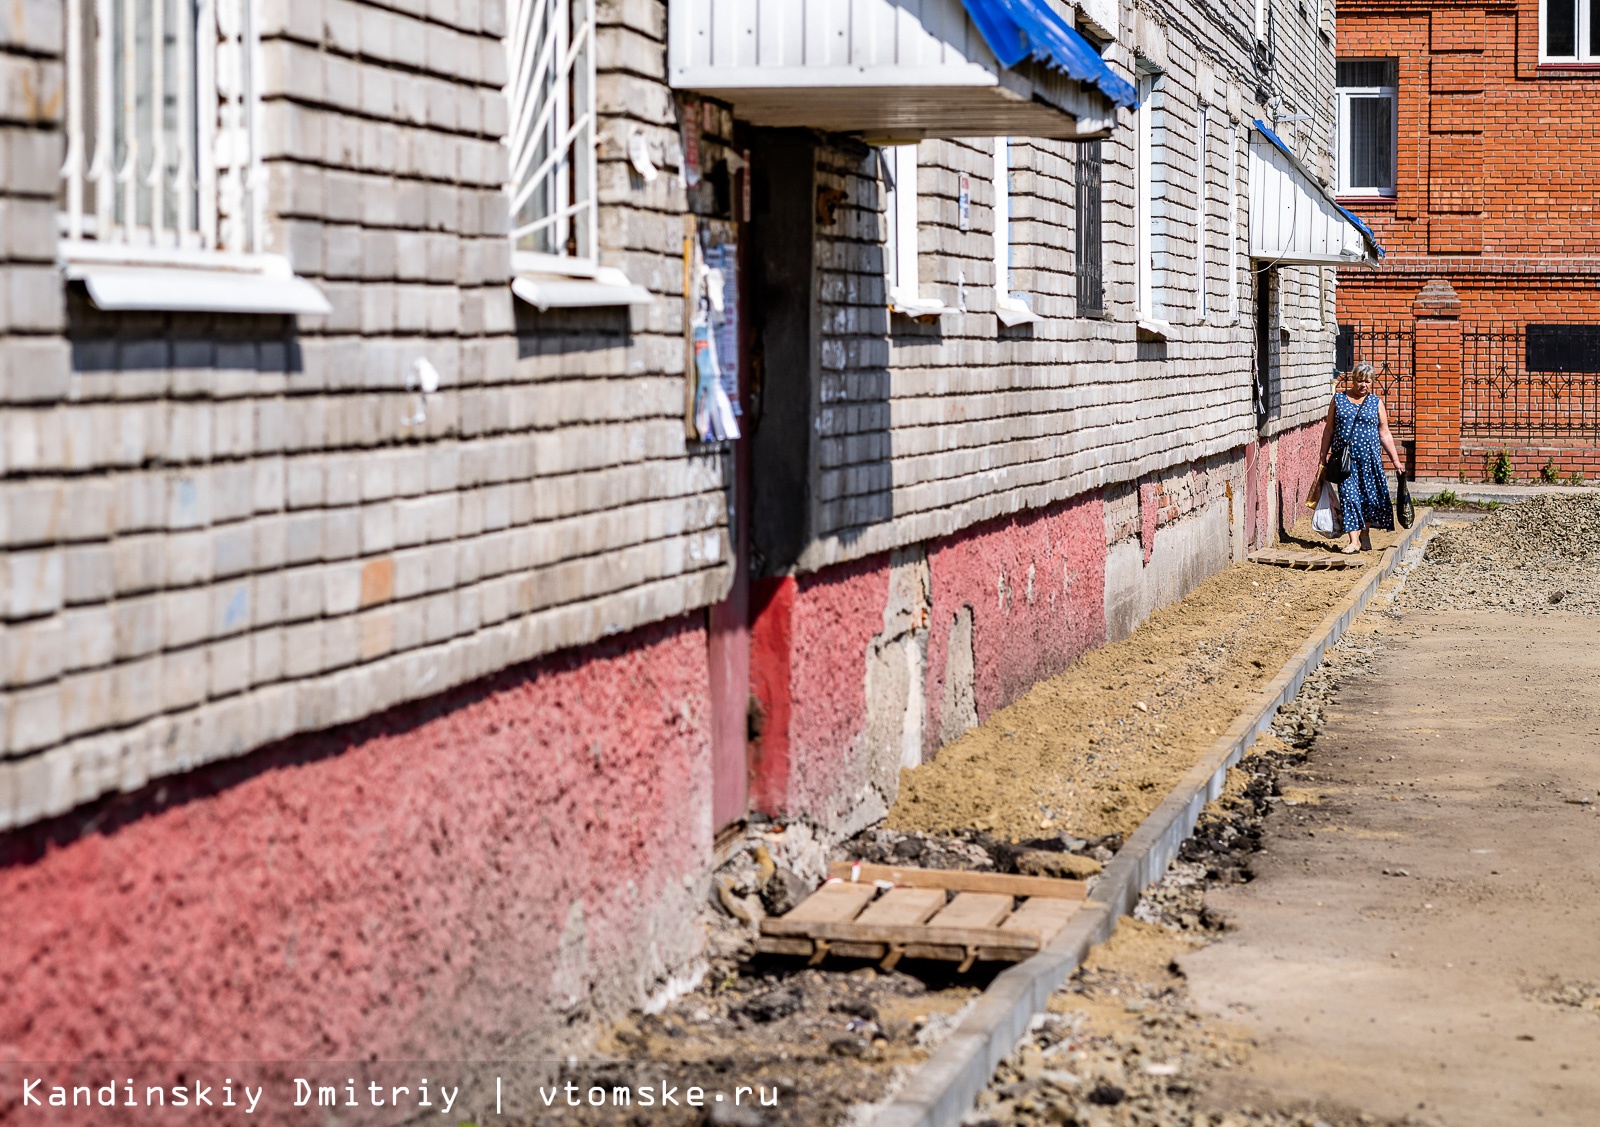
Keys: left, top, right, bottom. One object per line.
{"left": 872, "top": 514, "right": 1434, "bottom": 1127}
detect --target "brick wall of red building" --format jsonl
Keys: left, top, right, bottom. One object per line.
{"left": 1335, "top": 0, "right": 1600, "bottom": 480}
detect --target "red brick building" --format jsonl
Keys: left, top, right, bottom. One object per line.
{"left": 1335, "top": 0, "right": 1600, "bottom": 480}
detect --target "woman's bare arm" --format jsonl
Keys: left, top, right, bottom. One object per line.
{"left": 1376, "top": 399, "right": 1404, "bottom": 475}
{"left": 1308, "top": 397, "right": 1340, "bottom": 507}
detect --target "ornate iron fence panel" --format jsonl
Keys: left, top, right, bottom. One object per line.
{"left": 1462, "top": 326, "right": 1600, "bottom": 439}
{"left": 1335, "top": 323, "right": 1414, "bottom": 437}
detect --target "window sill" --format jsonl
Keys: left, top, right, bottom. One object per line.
{"left": 996, "top": 295, "right": 1039, "bottom": 327}
{"left": 60, "top": 243, "right": 331, "bottom": 315}
{"left": 1536, "top": 61, "right": 1600, "bottom": 71}
{"left": 1136, "top": 318, "right": 1171, "bottom": 340}
{"left": 1334, "top": 194, "right": 1396, "bottom": 205}
{"left": 889, "top": 291, "right": 953, "bottom": 321}
{"left": 511, "top": 267, "right": 654, "bottom": 310}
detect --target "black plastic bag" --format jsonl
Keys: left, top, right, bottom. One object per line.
{"left": 1396, "top": 473, "right": 1414, "bottom": 528}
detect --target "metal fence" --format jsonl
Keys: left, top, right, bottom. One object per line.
{"left": 1335, "top": 323, "right": 1414, "bottom": 437}
{"left": 1462, "top": 326, "right": 1600, "bottom": 439}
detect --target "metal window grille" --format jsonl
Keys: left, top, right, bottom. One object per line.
{"left": 506, "top": 0, "right": 596, "bottom": 265}
{"left": 60, "top": 0, "right": 263, "bottom": 254}
{"left": 1335, "top": 323, "right": 1414, "bottom": 437}
{"left": 1075, "top": 141, "right": 1103, "bottom": 315}
{"left": 1463, "top": 325, "right": 1600, "bottom": 438}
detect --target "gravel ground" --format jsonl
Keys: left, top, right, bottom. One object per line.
{"left": 1400, "top": 495, "right": 1600, "bottom": 614}
{"left": 969, "top": 625, "right": 1416, "bottom": 1127}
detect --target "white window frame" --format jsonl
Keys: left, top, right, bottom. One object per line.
{"left": 1540, "top": 0, "right": 1599, "bottom": 61}
{"left": 1134, "top": 72, "right": 1159, "bottom": 323}
{"left": 505, "top": 0, "right": 649, "bottom": 308}
{"left": 1197, "top": 105, "right": 1209, "bottom": 321}
{"left": 1336, "top": 63, "right": 1398, "bottom": 198}
{"left": 57, "top": 0, "right": 327, "bottom": 313}
{"left": 1228, "top": 118, "right": 1239, "bottom": 320}
{"left": 992, "top": 136, "right": 1037, "bottom": 326}
{"left": 1255, "top": 0, "right": 1269, "bottom": 42}
{"left": 883, "top": 143, "right": 950, "bottom": 320}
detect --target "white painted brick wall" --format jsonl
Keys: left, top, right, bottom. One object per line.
{"left": 0, "top": 0, "right": 730, "bottom": 830}
{"left": 798, "top": 0, "right": 1340, "bottom": 570}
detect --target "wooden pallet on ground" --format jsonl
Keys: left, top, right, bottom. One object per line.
{"left": 754, "top": 861, "right": 1086, "bottom": 972}
{"left": 1249, "top": 548, "right": 1363, "bottom": 570}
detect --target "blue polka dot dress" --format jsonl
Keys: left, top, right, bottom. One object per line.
{"left": 1333, "top": 392, "right": 1393, "bottom": 534}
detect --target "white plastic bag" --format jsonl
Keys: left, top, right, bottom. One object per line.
{"left": 1312, "top": 482, "right": 1338, "bottom": 535}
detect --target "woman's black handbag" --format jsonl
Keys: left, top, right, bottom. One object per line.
{"left": 1396, "top": 473, "right": 1414, "bottom": 528}
{"left": 1325, "top": 440, "right": 1352, "bottom": 484}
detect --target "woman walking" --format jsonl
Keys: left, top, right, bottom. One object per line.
{"left": 1317, "top": 361, "right": 1405, "bottom": 553}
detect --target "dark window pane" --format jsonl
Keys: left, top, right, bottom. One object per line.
{"left": 1348, "top": 96, "right": 1394, "bottom": 190}
{"left": 1337, "top": 58, "right": 1396, "bottom": 87}
{"left": 1527, "top": 325, "right": 1600, "bottom": 372}
{"left": 1076, "top": 141, "right": 1104, "bottom": 315}
{"left": 1547, "top": 0, "right": 1578, "bottom": 55}
{"left": 1591, "top": 0, "right": 1599, "bottom": 54}
{"left": 1336, "top": 325, "right": 1355, "bottom": 373}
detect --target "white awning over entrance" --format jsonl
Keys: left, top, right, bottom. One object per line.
{"left": 1249, "top": 120, "right": 1383, "bottom": 267}
{"left": 668, "top": 0, "right": 1137, "bottom": 142}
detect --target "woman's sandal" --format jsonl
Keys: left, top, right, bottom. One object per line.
{"left": 1339, "top": 542, "right": 1362, "bottom": 554}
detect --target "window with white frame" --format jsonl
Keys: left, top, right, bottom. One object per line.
{"left": 1134, "top": 72, "right": 1158, "bottom": 320}
{"left": 1336, "top": 59, "right": 1397, "bottom": 197}
{"left": 507, "top": 0, "right": 595, "bottom": 268}
{"left": 1197, "top": 105, "right": 1209, "bottom": 320}
{"left": 1228, "top": 119, "right": 1239, "bottom": 319}
{"left": 882, "top": 143, "right": 949, "bottom": 319}
{"left": 992, "top": 137, "right": 1036, "bottom": 326}
{"left": 1542, "top": 0, "right": 1600, "bottom": 59}
{"left": 61, "top": 0, "right": 260, "bottom": 255}
{"left": 56, "top": 0, "right": 325, "bottom": 312}
{"left": 504, "top": 0, "right": 649, "bottom": 308}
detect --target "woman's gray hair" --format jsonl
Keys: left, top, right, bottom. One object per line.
{"left": 1351, "top": 360, "right": 1375, "bottom": 379}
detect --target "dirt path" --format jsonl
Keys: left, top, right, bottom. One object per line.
{"left": 1180, "top": 608, "right": 1600, "bottom": 1126}
{"left": 889, "top": 530, "right": 1402, "bottom": 842}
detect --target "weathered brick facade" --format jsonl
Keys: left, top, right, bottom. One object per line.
{"left": 1336, "top": 0, "right": 1600, "bottom": 478}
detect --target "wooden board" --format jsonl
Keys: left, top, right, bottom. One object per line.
{"left": 856, "top": 887, "right": 945, "bottom": 926}
{"left": 1000, "top": 897, "right": 1081, "bottom": 943}
{"left": 783, "top": 880, "right": 876, "bottom": 923}
{"left": 757, "top": 864, "right": 1088, "bottom": 970}
{"left": 827, "top": 861, "right": 1087, "bottom": 900}
{"left": 1249, "top": 549, "right": 1362, "bottom": 570}
{"left": 759, "top": 918, "right": 1040, "bottom": 956}
{"left": 926, "top": 892, "right": 1013, "bottom": 930}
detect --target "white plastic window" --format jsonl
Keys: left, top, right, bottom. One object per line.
{"left": 1197, "top": 106, "right": 1209, "bottom": 321}
{"left": 1135, "top": 73, "right": 1157, "bottom": 319}
{"left": 1228, "top": 119, "right": 1240, "bottom": 319}
{"left": 883, "top": 144, "right": 948, "bottom": 319}
{"left": 992, "top": 137, "right": 1036, "bottom": 326}
{"left": 1542, "top": 0, "right": 1600, "bottom": 60}
{"left": 60, "top": 0, "right": 263, "bottom": 256}
{"left": 1336, "top": 60, "right": 1397, "bottom": 197}
{"left": 507, "top": 0, "right": 596, "bottom": 272}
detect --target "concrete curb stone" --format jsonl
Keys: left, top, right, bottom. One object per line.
{"left": 871, "top": 512, "right": 1435, "bottom": 1127}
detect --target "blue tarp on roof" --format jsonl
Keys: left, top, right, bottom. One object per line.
{"left": 960, "top": 0, "right": 1139, "bottom": 109}
{"left": 1253, "top": 118, "right": 1385, "bottom": 261}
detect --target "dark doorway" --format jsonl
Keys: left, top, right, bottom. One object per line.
{"left": 1254, "top": 265, "right": 1275, "bottom": 429}
{"left": 744, "top": 130, "right": 817, "bottom": 577}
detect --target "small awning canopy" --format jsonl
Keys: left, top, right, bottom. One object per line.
{"left": 668, "top": 0, "right": 1135, "bottom": 142}
{"left": 1249, "top": 120, "right": 1383, "bottom": 267}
